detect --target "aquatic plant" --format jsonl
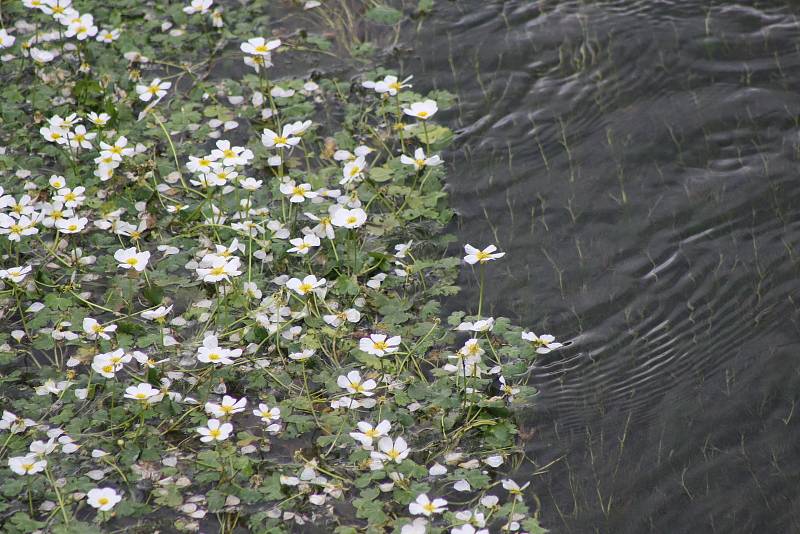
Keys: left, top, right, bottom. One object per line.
{"left": 0, "top": 0, "right": 555, "bottom": 532}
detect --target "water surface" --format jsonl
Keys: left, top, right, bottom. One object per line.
{"left": 401, "top": 1, "right": 800, "bottom": 531}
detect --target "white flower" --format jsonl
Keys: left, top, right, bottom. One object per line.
{"left": 88, "top": 112, "right": 111, "bottom": 126}
{"left": 403, "top": 100, "right": 438, "bottom": 120}
{"left": 359, "top": 334, "right": 401, "bottom": 356}
{"left": 261, "top": 125, "right": 300, "bottom": 148}
{"left": 331, "top": 207, "right": 367, "bottom": 229}
{"left": 114, "top": 247, "right": 150, "bottom": 271}
{"left": 253, "top": 404, "right": 280, "bottom": 422}
{"left": 401, "top": 147, "right": 442, "bottom": 171}
{"left": 136, "top": 78, "right": 171, "bottom": 102}
{"left": 452, "top": 525, "right": 488, "bottom": 534}
{"left": 280, "top": 181, "right": 317, "bottom": 203}
{"left": 141, "top": 305, "right": 173, "bottom": 320}
{"left": 0, "top": 29, "right": 16, "bottom": 49}
{"left": 453, "top": 479, "right": 471, "bottom": 492}
{"left": 501, "top": 478, "right": 530, "bottom": 500}
{"left": 455, "top": 318, "right": 494, "bottom": 332}
{"left": 428, "top": 463, "right": 447, "bottom": 476}
{"left": 9, "top": 455, "right": 47, "bottom": 475}
{"left": 29, "top": 48, "right": 57, "bottom": 63}
{"left": 409, "top": 493, "right": 447, "bottom": 516}
{"left": 53, "top": 186, "right": 85, "bottom": 208}
{"left": 205, "top": 395, "right": 247, "bottom": 417}
{"left": 286, "top": 275, "right": 325, "bottom": 296}
{"left": 67, "top": 126, "right": 96, "bottom": 149}
{"left": 340, "top": 156, "right": 367, "bottom": 185}
{"left": 0, "top": 411, "right": 35, "bottom": 434}
{"left": 240, "top": 37, "right": 281, "bottom": 55}
{"left": 371, "top": 436, "right": 409, "bottom": 463}
{"left": 197, "top": 418, "right": 233, "bottom": 442}
{"left": 287, "top": 234, "right": 320, "bottom": 255}
{"left": 322, "top": 308, "right": 360, "bottom": 327}
{"left": 196, "top": 334, "right": 242, "bottom": 365}
{"left": 34, "top": 379, "right": 71, "bottom": 396}
{"left": 363, "top": 74, "right": 413, "bottom": 96}
{"left": 0, "top": 265, "right": 31, "bottom": 283}
{"left": 239, "top": 177, "right": 262, "bottom": 190}
{"left": 196, "top": 255, "right": 242, "bottom": 282}
{"left": 56, "top": 216, "right": 88, "bottom": 234}
{"left": 483, "top": 455, "right": 504, "bottom": 467}
{"left": 87, "top": 487, "right": 122, "bottom": 511}
{"left": 99, "top": 136, "right": 134, "bottom": 161}
{"left": 521, "top": 331, "right": 563, "bottom": 354}
{"left": 82, "top": 317, "right": 117, "bottom": 340}
{"left": 0, "top": 214, "right": 38, "bottom": 241}
{"left": 123, "top": 383, "right": 161, "bottom": 402}
{"left": 349, "top": 420, "right": 391, "bottom": 448}
{"left": 210, "top": 140, "right": 251, "bottom": 166}
{"left": 289, "top": 349, "right": 315, "bottom": 361}
{"left": 337, "top": 370, "right": 377, "bottom": 396}
{"left": 400, "top": 518, "right": 428, "bottom": 534}
{"left": 65, "top": 14, "right": 98, "bottom": 40}
{"left": 96, "top": 28, "right": 120, "bottom": 43}
{"left": 463, "top": 244, "right": 505, "bottom": 264}
{"left": 183, "top": 0, "right": 213, "bottom": 15}
{"left": 92, "top": 353, "right": 125, "bottom": 378}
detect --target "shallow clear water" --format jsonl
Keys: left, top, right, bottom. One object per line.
{"left": 402, "top": 1, "right": 800, "bottom": 531}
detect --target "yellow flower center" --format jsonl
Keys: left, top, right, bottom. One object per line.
{"left": 223, "top": 149, "right": 236, "bottom": 158}
{"left": 423, "top": 502, "right": 436, "bottom": 513}
{"left": 98, "top": 497, "right": 109, "bottom": 505}
{"left": 372, "top": 341, "right": 387, "bottom": 351}
{"left": 274, "top": 136, "right": 288, "bottom": 145}
{"left": 67, "top": 224, "right": 78, "bottom": 231}
{"left": 210, "top": 266, "right": 226, "bottom": 276}
{"left": 346, "top": 216, "right": 357, "bottom": 225}
{"left": 22, "top": 463, "right": 34, "bottom": 472}
{"left": 209, "top": 428, "right": 221, "bottom": 438}
{"left": 475, "top": 251, "right": 491, "bottom": 261}
{"left": 125, "top": 258, "right": 139, "bottom": 266}
{"left": 387, "top": 449, "right": 400, "bottom": 460}
{"left": 135, "top": 393, "right": 147, "bottom": 399}
{"left": 255, "top": 45, "right": 269, "bottom": 53}
{"left": 417, "top": 111, "right": 429, "bottom": 118}
{"left": 298, "top": 283, "right": 313, "bottom": 294}
{"left": 350, "top": 382, "right": 364, "bottom": 393}
{"left": 208, "top": 353, "right": 221, "bottom": 361}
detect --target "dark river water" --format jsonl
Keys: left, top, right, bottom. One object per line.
{"left": 399, "top": 1, "right": 800, "bottom": 532}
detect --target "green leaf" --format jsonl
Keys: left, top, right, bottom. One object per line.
{"left": 365, "top": 5, "right": 403, "bottom": 25}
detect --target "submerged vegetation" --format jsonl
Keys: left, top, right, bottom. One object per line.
{"left": 0, "top": 0, "right": 554, "bottom": 532}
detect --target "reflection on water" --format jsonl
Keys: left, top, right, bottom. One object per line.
{"left": 402, "top": 1, "right": 800, "bottom": 531}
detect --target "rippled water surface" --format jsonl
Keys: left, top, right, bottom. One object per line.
{"left": 400, "top": 1, "right": 800, "bottom": 531}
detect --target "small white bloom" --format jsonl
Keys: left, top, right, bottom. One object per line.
{"left": 87, "top": 487, "right": 122, "bottom": 511}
